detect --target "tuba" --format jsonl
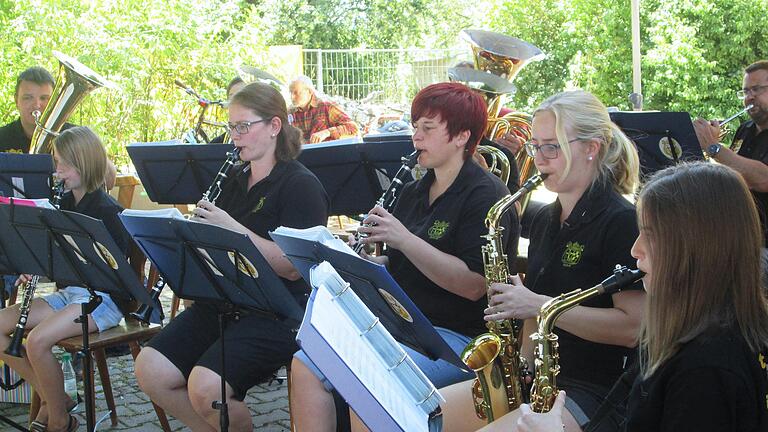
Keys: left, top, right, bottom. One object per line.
{"left": 460, "top": 173, "right": 547, "bottom": 422}
{"left": 31, "top": 51, "right": 111, "bottom": 155}
{"left": 451, "top": 30, "right": 544, "bottom": 212}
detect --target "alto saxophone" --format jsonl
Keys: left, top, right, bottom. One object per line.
{"left": 529, "top": 265, "right": 644, "bottom": 412}
{"left": 460, "top": 173, "right": 547, "bottom": 422}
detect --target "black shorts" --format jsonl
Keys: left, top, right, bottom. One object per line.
{"left": 559, "top": 377, "right": 612, "bottom": 428}
{"left": 147, "top": 303, "right": 298, "bottom": 400}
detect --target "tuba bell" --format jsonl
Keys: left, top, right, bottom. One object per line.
{"left": 30, "top": 51, "right": 111, "bottom": 155}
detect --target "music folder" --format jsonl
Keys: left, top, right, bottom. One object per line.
{"left": 120, "top": 209, "right": 303, "bottom": 326}
{"left": 299, "top": 261, "right": 443, "bottom": 432}
{"left": 126, "top": 140, "right": 236, "bottom": 204}
{"left": 269, "top": 226, "right": 467, "bottom": 370}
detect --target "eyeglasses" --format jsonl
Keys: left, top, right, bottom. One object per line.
{"left": 525, "top": 138, "right": 584, "bottom": 159}
{"left": 227, "top": 119, "right": 268, "bottom": 135}
{"left": 737, "top": 85, "right": 768, "bottom": 99}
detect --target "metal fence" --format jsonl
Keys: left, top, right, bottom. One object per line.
{"left": 302, "top": 48, "right": 466, "bottom": 104}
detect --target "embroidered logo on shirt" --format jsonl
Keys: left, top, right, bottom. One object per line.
{"left": 732, "top": 138, "right": 744, "bottom": 153}
{"left": 427, "top": 220, "right": 449, "bottom": 240}
{"left": 561, "top": 241, "right": 584, "bottom": 267}
{"left": 251, "top": 197, "right": 266, "bottom": 213}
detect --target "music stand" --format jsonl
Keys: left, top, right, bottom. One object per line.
{"left": 298, "top": 133, "right": 417, "bottom": 215}
{"left": 0, "top": 201, "right": 155, "bottom": 432}
{"left": 126, "top": 141, "right": 236, "bottom": 204}
{"left": 609, "top": 111, "right": 704, "bottom": 177}
{"left": 0, "top": 153, "right": 55, "bottom": 199}
{"left": 270, "top": 229, "right": 466, "bottom": 370}
{"left": 119, "top": 213, "right": 303, "bottom": 431}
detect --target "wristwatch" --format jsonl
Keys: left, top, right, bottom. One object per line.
{"left": 707, "top": 143, "right": 722, "bottom": 158}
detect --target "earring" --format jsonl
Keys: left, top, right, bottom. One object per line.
{"left": 587, "top": 155, "right": 594, "bottom": 161}
{"left": 271, "top": 134, "right": 276, "bottom": 138}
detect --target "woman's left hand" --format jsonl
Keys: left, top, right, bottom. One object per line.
{"left": 357, "top": 205, "right": 413, "bottom": 250}
{"left": 485, "top": 274, "right": 549, "bottom": 321}
{"left": 192, "top": 200, "right": 244, "bottom": 233}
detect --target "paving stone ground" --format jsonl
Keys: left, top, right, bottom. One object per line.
{"left": 0, "top": 283, "right": 291, "bottom": 431}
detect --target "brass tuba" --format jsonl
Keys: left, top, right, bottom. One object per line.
{"left": 31, "top": 51, "right": 111, "bottom": 154}
{"left": 451, "top": 30, "right": 544, "bottom": 211}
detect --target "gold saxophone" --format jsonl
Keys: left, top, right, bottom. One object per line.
{"left": 529, "top": 265, "right": 644, "bottom": 412}
{"left": 460, "top": 173, "right": 547, "bottom": 422}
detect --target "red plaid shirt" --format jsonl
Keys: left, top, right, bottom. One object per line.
{"left": 290, "top": 94, "right": 359, "bottom": 143}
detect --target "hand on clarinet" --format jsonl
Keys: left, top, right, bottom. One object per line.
{"left": 15, "top": 274, "right": 33, "bottom": 287}
{"left": 356, "top": 205, "right": 412, "bottom": 250}
{"left": 517, "top": 391, "right": 567, "bottom": 432}
{"left": 192, "top": 199, "right": 245, "bottom": 233}
{"left": 485, "top": 274, "right": 549, "bottom": 321}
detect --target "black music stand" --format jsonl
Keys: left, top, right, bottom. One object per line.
{"left": 119, "top": 212, "right": 303, "bottom": 431}
{"left": 0, "top": 201, "right": 155, "bottom": 432}
{"left": 126, "top": 141, "right": 236, "bottom": 204}
{"left": 0, "top": 153, "right": 55, "bottom": 199}
{"left": 270, "top": 228, "right": 466, "bottom": 370}
{"left": 298, "top": 134, "right": 417, "bottom": 215}
{"left": 609, "top": 111, "right": 704, "bottom": 177}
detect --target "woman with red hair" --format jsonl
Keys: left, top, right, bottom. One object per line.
{"left": 290, "top": 82, "right": 519, "bottom": 431}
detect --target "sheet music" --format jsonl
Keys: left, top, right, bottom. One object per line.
{"left": 121, "top": 208, "right": 186, "bottom": 220}
{"left": 307, "top": 262, "right": 443, "bottom": 432}
{"left": 273, "top": 225, "right": 357, "bottom": 257}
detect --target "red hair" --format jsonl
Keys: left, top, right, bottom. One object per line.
{"left": 411, "top": 82, "right": 487, "bottom": 159}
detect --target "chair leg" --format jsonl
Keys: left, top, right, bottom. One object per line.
{"left": 129, "top": 341, "right": 172, "bottom": 432}
{"left": 86, "top": 351, "right": 97, "bottom": 431}
{"left": 94, "top": 348, "right": 118, "bottom": 427}
{"left": 29, "top": 389, "right": 41, "bottom": 425}
{"left": 170, "top": 295, "right": 180, "bottom": 319}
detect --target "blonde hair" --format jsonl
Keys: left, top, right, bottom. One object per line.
{"left": 53, "top": 126, "right": 107, "bottom": 193}
{"left": 534, "top": 90, "right": 640, "bottom": 194}
{"left": 638, "top": 162, "right": 768, "bottom": 378}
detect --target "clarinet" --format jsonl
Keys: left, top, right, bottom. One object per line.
{"left": 131, "top": 148, "right": 241, "bottom": 323}
{"left": 353, "top": 150, "right": 421, "bottom": 254}
{"left": 4, "top": 180, "right": 65, "bottom": 357}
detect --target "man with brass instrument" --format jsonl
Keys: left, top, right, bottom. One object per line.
{"left": 693, "top": 60, "right": 768, "bottom": 246}
{"left": 288, "top": 75, "right": 359, "bottom": 144}
{"left": 0, "top": 67, "right": 66, "bottom": 154}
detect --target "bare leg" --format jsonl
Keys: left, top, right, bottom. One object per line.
{"left": 290, "top": 357, "right": 336, "bottom": 432}
{"left": 135, "top": 347, "right": 215, "bottom": 431}
{"left": 477, "top": 402, "right": 582, "bottom": 432}
{"left": 0, "top": 299, "right": 60, "bottom": 423}
{"left": 436, "top": 379, "right": 487, "bottom": 432}
{"left": 188, "top": 366, "right": 252, "bottom": 432}
{"left": 25, "top": 303, "right": 97, "bottom": 431}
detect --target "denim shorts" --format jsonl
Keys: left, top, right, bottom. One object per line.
{"left": 42, "top": 287, "right": 124, "bottom": 332}
{"left": 294, "top": 326, "right": 474, "bottom": 391}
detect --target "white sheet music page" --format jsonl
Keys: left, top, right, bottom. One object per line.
{"left": 273, "top": 225, "right": 357, "bottom": 256}
{"left": 308, "top": 262, "right": 442, "bottom": 432}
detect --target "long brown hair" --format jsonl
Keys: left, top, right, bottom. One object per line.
{"left": 229, "top": 82, "right": 302, "bottom": 162}
{"left": 54, "top": 126, "right": 107, "bottom": 193}
{"left": 638, "top": 162, "right": 768, "bottom": 378}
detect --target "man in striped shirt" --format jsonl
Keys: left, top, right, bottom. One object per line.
{"left": 288, "top": 76, "right": 359, "bottom": 144}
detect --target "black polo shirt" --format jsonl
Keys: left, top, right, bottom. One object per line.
{"left": 0, "top": 119, "right": 30, "bottom": 153}
{"left": 216, "top": 159, "right": 329, "bottom": 301}
{"left": 60, "top": 188, "right": 130, "bottom": 255}
{"left": 386, "top": 158, "right": 519, "bottom": 338}
{"left": 624, "top": 325, "right": 768, "bottom": 432}
{"left": 734, "top": 120, "right": 768, "bottom": 245}
{"left": 0, "top": 119, "right": 75, "bottom": 154}
{"left": 526, "top": 180, "right": 641, "bottom": 389}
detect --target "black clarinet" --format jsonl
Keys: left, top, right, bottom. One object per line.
{"left": 354, "top": 150, "right": 421, "bottom": 254}
{"left": 4, "top": 180, "right": 65, "bottom": 357}
{"left": 131, "top": 148, "right": 241, "bottom": 323}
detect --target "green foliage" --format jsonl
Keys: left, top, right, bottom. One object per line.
{"left": 0, "top": 1, "right": 271, "bottom": 167}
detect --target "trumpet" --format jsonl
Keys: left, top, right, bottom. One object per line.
{"left": 353, "top": 150, "right": 421, "bottom": 254}
{"left": 4, "top": 180, "right": 65, "bottom": 358}
{"left": 130, "top": 148, "right": 241, "bottom": 323}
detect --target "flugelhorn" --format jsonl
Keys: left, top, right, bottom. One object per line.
{"left": 31, "top": 51, "right": 111, "bottom": 155}
{"left": 4, "top": 179, "right": 65, "bottom": 358}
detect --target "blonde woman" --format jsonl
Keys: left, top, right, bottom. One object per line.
{"left": 0, "top": 126, "right": 129, "bottom": 432}
{"left": 440, "top": 90, "right": 644, "bottom": 432}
